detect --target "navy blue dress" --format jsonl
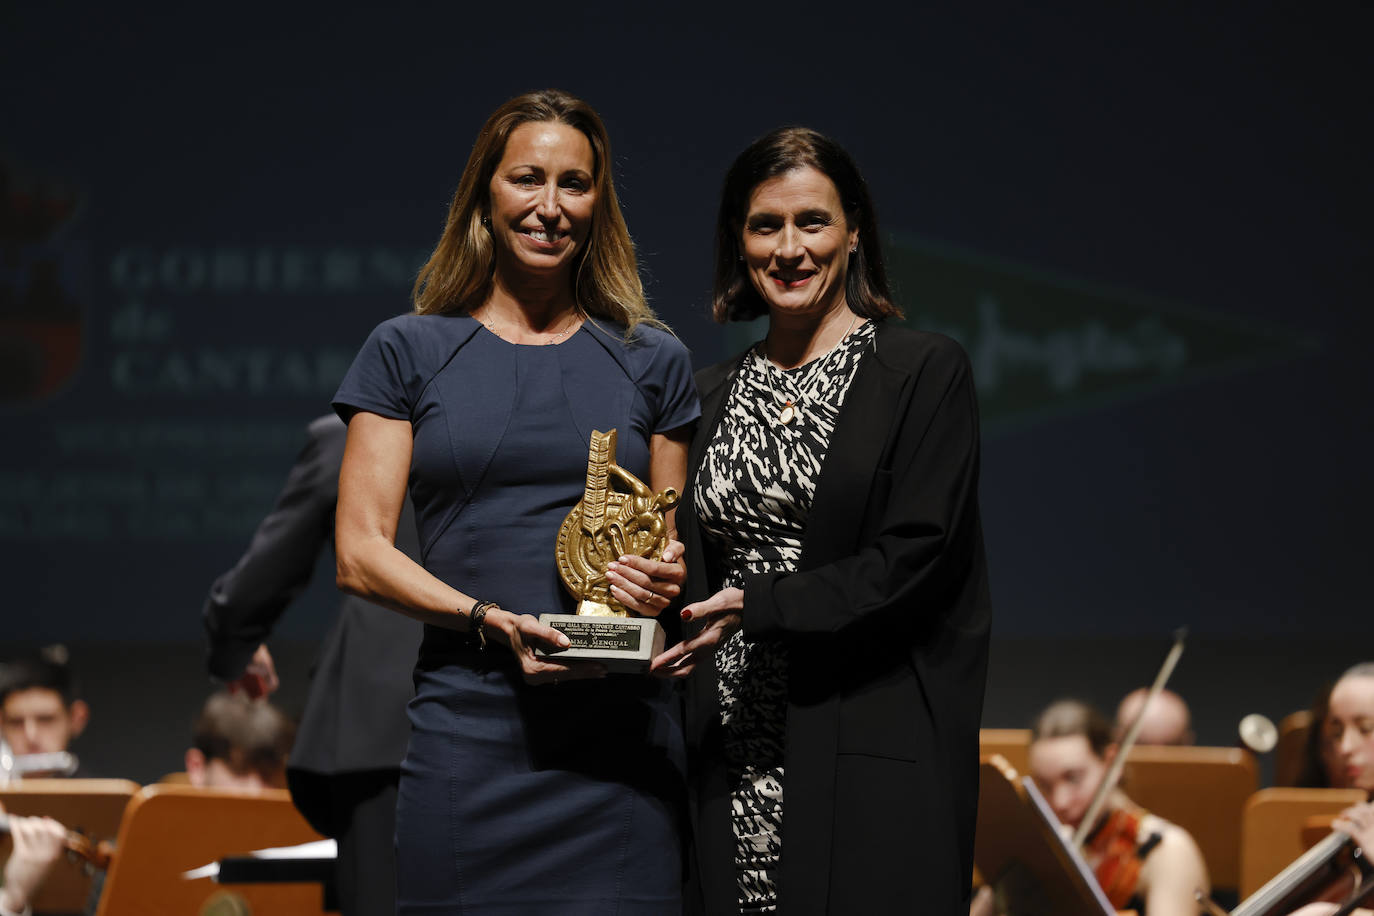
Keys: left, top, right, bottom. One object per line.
{"left": 333, "top": 314, "right": 700, "bottom": 915}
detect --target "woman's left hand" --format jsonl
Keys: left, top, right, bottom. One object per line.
{"left": 605, "top": 539, "right": 685, "bottom": 617}
{"left": 650, "top": 586, "right": 744, "bottom": 679}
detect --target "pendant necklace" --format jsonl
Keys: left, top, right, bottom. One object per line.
{"left": 761, "top": 313, "right": 858, "bottom": 425}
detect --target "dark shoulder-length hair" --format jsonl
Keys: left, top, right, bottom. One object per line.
{"left": 412, "top": 89, "right": 656, "bottom": 332}
{"left": 1298, "top": 662, "right": 1374, "bottom": 788}
{"left": 711, "top": 126, "right": 900, "bottom": 324}
{"left": 1297, "top": 680, "right": 1337, "bottom": 788}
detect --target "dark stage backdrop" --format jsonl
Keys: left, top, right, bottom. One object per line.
{"left": 2, "top": 3, "right": 1370, "bottom": 777}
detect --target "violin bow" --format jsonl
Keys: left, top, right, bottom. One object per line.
{"left": 1071, "top": 627, "right": 1188, "bottom": 850}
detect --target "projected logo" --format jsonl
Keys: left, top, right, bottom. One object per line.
{"left": 728, "top": 237, "right": 1313, "bottom": 432}
{"left": 0, "top": 156, "right": 85, "bottom": 406}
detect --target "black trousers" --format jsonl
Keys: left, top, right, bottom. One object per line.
{"left": 289, "top": 768, "right": 400, "bottom": 916}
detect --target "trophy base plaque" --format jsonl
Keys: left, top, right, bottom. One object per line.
{"left": 536, "top": 613, "right": 666, "bottom": 675}
{"left": 548, "top": 428, "right": 679, "bottom": 676}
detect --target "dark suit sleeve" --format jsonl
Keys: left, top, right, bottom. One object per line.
{"left": 202, "top": 416, "right": 346, "bottom": 680}
{"left": 741, "top": 340, "right": 983, "bottom": 639}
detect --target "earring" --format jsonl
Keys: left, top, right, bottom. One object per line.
{"left": 850, "top": 246, "right": 857, "bottom": 253}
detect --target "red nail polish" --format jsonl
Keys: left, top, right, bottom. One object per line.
{"left": 680, "top": 609, "right": 692, "bottom": 620}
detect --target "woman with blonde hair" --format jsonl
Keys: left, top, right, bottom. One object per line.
{"left": 333, "top": 89, "right": 699, "bottom": 914}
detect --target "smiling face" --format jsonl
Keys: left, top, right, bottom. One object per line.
{"left": 1324, "top": 674, "right": 1374, "bottom": 792}
{"left": 741, "top": 166, "right": 858, "bottom": 323}
{"left": 1029, "top": 734, "right": 1110, "bottom": 829}
{"left": 486, "top": 120, "right": 596, "bottom": 283}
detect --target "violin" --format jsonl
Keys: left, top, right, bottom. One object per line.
{"left": 0, "top": 810, "right": 114, "bottom": 871}
{"left": 1085, "top": 806, "right": 1156, "bottom": 909}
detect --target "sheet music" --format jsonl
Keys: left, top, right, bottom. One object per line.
{"left": 182, "top": 838, "right": 338, "bottom": 880}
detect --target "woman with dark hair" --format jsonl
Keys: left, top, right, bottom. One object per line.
{"left": 1319, "top": 663, "right": 1374, "bottom": 793}
{"left": 1297, "top": 682, "right": 1343, "bottom": 788}
{"left": 332, "top": 89, "right": 699, "bottom": 914}
{"left": 660, "top": 126, "right": 992, "bottom": 913}
{"left": 1298, "top": 662, "right": 1374, "bottom": 791}
{"left": 1288, "top": 663, "right": 1374, "bottom": 916}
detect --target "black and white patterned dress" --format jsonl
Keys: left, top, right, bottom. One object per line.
{"left": 692, "top": 319, "right": 874, "bottom": 913}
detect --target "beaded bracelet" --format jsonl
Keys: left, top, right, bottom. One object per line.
{"left": 468, "top": 600, "right": 496, "bottom": 649}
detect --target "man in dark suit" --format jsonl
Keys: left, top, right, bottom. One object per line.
{"left": 203, "top": 413, "right": 421, "bottom": 916}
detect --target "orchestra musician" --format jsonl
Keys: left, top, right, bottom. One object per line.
{"left": 1276, "top": 663, "right": 1374, "bottom": 916}
{"left": 1302, "top": 663, "right": 1374, "bottom": 792}
{"left": 973, "top": 699, "right": 1209, "bottom": 916}
{"left": 0, "top": 650, "right": 89, "bottom": 778}
{"left": 1113, "top": 687, "right": 1195, "bottom": 747}
{"left": 1286, "top": 801, "right": 1374, "bottom": 916}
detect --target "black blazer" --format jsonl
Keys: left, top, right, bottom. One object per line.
{"left": 202, "top": 414, "right": 422, "bottom": 779}
{"left": 680, "top": 323, "right": 992, "bottom": 915}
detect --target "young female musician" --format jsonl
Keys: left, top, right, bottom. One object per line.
{"left": 1027, "top": 699, "right": 1209, "bottom": 916}
{"left": 1285, "top": 662, "right": 1374, "bottom": 916}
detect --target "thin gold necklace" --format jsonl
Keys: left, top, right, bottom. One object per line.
{"left": 478, "top": 308, "right": 581, "bottom": 345}
{"left": 760, "top": 313, "right": 858, "bottom": 425}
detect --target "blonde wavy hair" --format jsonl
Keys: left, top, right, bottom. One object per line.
{"left": 412, "top": 89, "right": 658, "bottom": 334}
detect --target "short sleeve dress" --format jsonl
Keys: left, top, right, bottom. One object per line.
{"left": 333, "top": 313, "right": 700, "bottom": 916}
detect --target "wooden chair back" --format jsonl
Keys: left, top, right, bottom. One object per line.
{"left": 980, "top": 728, "right": 1031, "bottom": 777}
{"left": 1300, "top": 814, "right": 1341, "bottom": 849}
{"left": 94, "top": 785, "right": 328, "bottom": 916}
{"left": 1121, "top": 745, "right": 1258, "bottom": 893}
{"left": 1275, "top": 709, "right": 1314, "bottom": 787}
{"left": 0, "top": 778, "right": 139, "bottom": 915}
{"left": 1238, "top": 787, "right": 1367, "bottom": 898}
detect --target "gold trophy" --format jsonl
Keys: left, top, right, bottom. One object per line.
{"left": 538, "top": 429, "right": 679, "bottom": 673}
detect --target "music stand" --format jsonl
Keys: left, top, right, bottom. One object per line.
{"left": 94, "top": 785, "right": 329, "bottom": 916}
{"left": 975, "top": 755, "right": 1116, "bottom": 916}
{"left": 0, "top": 778, "right": 138, "bottom": 915}
{"left": 212, "top": 839, "right": 338, "bottom": 911}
